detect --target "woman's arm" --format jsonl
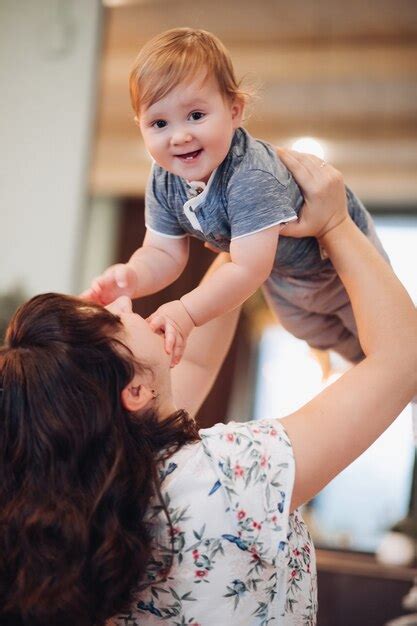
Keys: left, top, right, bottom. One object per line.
{"left": 170, "top": 252, "right": 241, "bottom": 419}
{"left": 276, "top": 150, "right": 417, "bottom": 511}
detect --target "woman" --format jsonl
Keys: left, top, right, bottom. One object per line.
{"left": 0, "top": 151, "right": 416, "bottom": 626}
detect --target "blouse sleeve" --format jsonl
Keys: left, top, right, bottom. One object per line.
{"left": 199, "top": 419, "right": 295, "bottom": 565}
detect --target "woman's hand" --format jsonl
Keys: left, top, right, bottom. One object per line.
{"left": 276, "top": 148, "right": 349, "bottom": 240}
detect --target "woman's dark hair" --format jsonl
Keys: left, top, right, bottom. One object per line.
{"left": 0, "top": 293, "right": 199, "bottom": 626}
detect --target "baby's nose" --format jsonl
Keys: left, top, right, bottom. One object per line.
{"left": 171, "top": 129, "right": 192, "bottom": 145}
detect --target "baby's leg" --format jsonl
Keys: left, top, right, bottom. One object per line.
{"left": 265, "top": 190, "right": 389, "bottom": 362}
{"left": 263, "top": 287, "right": 364, "bottom": 362}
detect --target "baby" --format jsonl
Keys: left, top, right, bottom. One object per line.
{"left": 85, "top": 27, "right": 389, "bottom": 366}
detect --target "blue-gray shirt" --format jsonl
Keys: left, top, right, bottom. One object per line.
{"left": 144, "top": 126, "right": 388, "bottom": 362}
{"left": 145, "top": 127, "right": 303, "bottom": 250}
{"left": 145, "top": 127, "right": 374, "bottom": 278}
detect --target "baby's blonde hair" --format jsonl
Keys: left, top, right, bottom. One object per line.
{"left": 129, "top": 27, "right": 250, "bottom": 117}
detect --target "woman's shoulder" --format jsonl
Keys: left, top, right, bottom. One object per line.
{"left": 157, "top": 439, "right": 203, "bottom": 487}
{"left": 199, "top": 419, "right": 294, "bottom": 495}
{"left": 199, "top": 418, "right": 293, "bottom": 452}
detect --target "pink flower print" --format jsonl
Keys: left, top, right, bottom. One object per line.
{"left": 252, "top": 428, "right": 260, "bottom": 434}
{"left": 293, "top": 549, "right": 301, "bottom": 557}
{"left": 252, "top": 520, "right": 262, "bottom": 530}
{"left": 250, "top": 547, "right": 260, "bottom": 561}
{"left": 234, "top": 463, "right": 244, "bottom": 477}
{"left": 169, "top": 526, "right": 180, "bottom": 537}
{"left": 269, "top": 428, "right": 277, "bottom": 437}
{"left": 271, "top": 515, "right": 277, "bottom": 523}
{"left": 260, "top": 455, "right": 268, "bottom": 467}
{"left": 291, "top": 569, "right": 298, "bottom": 578}
{"left": 226, "top": 433, "right": 235, "bottom": 442}
{"left": 192, "top": 549, "right": 200, "bottom": 559}
{"left": 195, "top": 570, "right": 208, "bottom": 578}
{"left": 237, "top": 509, "right": 246, "bottom": 520}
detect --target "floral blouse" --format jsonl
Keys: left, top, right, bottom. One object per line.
{"left": 114, "top": 420, "right": 317, "bottom": 625}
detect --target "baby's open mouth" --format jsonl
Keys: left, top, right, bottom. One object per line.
{"left": 176, "top": 149, "right": 202, "bottom": 161}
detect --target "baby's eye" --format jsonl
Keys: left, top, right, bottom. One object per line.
{"left": 152, "top": 119, "right": 167, "bottom": 129}
{"left": 189, "top": 111, "right": 204, "bottom": 121}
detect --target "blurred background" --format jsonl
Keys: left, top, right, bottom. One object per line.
{"left": 1, "top": 1, "right": 417, "bottom": 624}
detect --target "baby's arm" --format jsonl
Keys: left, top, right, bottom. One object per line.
{"left": 184, "top": 225, "right": 281, "bottom": 323}
{"left": 148, "top": 224, "right": 282, "bottom": 364}
{"left": 128, "top": 230, "right": 189, "bottom": 296}
{"left": 83, "top": 230, "right": 189, "bottom": 304}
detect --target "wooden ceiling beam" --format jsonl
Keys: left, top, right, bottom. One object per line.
{"left": 92, "top": 2, "right": 417, "bottom": 203}
{"left": 105, "top": 1, "right": 417, "bottom": 48}
{"left": 101, "top": 43, "right": 417, "bottom": 85}
{"left": 94, "top": 114, "right": 417, "bottom": 141}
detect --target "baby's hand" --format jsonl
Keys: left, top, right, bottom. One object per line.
{"left": 147, "top": 300, "right": 195, "bottom": 367}
{"left": 80, "top": 264, "right": 139, "bottom": 305}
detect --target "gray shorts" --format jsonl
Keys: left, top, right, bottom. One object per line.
{"left": 263, "top": 189, "right": 389, "bottom": 362}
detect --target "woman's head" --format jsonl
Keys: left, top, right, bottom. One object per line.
{"left": 106, "top": 295, "right": 176, "bottom": 417}
{"left": 129, "top": 27, "right": 249, "bottom": 117}
{"left": 1, "top": 293, "right": 135, "bottom": 452}
{"left": 0, "top": 293, "right": 198, "bottom": 625}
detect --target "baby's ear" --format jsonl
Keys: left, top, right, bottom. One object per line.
{"left": 231, "top": 97, "right": 245, "bottom": 127}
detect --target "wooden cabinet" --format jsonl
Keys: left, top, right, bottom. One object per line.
{"left": 317, "top": 549, "right": 417, "bottom": 626}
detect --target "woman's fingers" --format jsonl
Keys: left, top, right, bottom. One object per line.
{"left": 279, "top": 148, "right": 340, "bottom": 198}
{"left": 280, "top": 207, "right": 307, "bottom": 237}
{"left": 277, "top": 148, "right": 315, "bottom": 188}
{"left": 291, "top": 150, "right": 340, "bottom": 185}
{"left": 276, "top": 147, "right": 348, "bottom": 240}
{"left": 279, "top": 147, "right": 330, "bottom": 175}
{"left": 299, "top": 154, "right": 337, "bottom": 185}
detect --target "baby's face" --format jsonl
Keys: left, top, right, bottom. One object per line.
{"left": 138, "top": 74, "right": 243, "bottom": 183}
